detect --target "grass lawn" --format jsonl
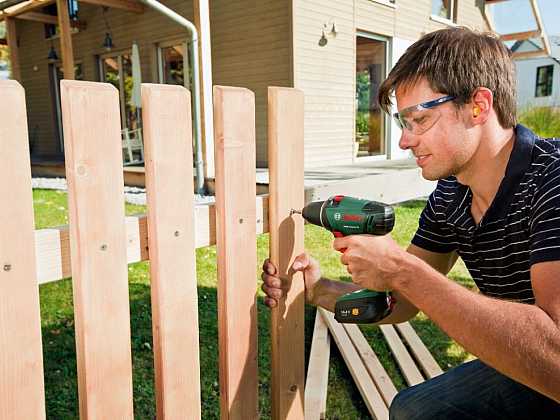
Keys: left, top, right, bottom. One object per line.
{"left": 35, "top": 189, "right": 475, "bottom": 419}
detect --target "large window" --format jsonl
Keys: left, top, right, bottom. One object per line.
{"left": 431, "top": 0, "right": 456, "bottom": 21}
{"left": 535, "top": 65, "right": 554, "bottom": 97}
{"left": 356, "top": 35, "right": 388, "bottom": 157}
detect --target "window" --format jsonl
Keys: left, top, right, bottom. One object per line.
{"left": 431, "top": 0, "right": 456, "bottom": 22}
{"left": 535, "top": 65, "right": 554, "bottom": 97}
{"left": 356, "top": 35, "right": 388, "bottom": 157}
{"left": 157, "top": 41, "right": 192, "bottom": 88}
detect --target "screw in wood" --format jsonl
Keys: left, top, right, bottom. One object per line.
{"left": 100, "top": 244, "right": 108, "bottom": 251}
{"left": 3, "top": 264, "right": 11, "bottom": 271}
{"left": 239, "top": 218, "right": 244, "bottom": 224}
{"left": 289, "top": 384, "right": 298, "bottom": 392}
{"left": 174, "top": 231, "right": 180, "bottom": 237}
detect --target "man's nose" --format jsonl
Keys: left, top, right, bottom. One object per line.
{"left": 398, "top": 129, "right": 419, "bottom": 150}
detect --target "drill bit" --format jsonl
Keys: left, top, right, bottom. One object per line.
{"left": 290, "top": 209, "right": 302, "bottom": 216}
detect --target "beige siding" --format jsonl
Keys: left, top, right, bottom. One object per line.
{"left": 294, "top": 0, "right": 489, "bottom": 168}
{"left": 18, "top": 0, "right": 292, "bottom": 168}
{"left": 211, "top": 0, "right": 292, "bottom": 167}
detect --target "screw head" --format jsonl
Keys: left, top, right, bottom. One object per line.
{"left": 174, "top": 231, "right": 180, "bottom": 237}
{"left": 289, "top": 384, "right": 297, "bottom": 392}
{"left": 239, "top": 218, "right": 244, "bottom": 224}
{"left": 3, "top": 264, "right": 11, "bottom": 271}
{"left": 100, "top": 244, "right": 107, "bottom": 251}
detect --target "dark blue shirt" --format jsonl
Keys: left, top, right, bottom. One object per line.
{"left": 412, "top": 125, "right": 560, "bottom": 303}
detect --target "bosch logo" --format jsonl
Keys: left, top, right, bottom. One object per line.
{"left": 334, "top": 213, "right": 341, "bottom": 221}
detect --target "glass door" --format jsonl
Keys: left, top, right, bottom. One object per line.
{"left": 355, "top": 34, "right": 389, "bottom": 158}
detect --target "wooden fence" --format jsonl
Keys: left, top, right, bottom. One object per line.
{"left": 0, "top": 80, "right": 305, "bottom": 419}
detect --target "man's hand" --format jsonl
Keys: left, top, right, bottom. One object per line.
{"left": 261, "top": 253, "right": 322, "bottom": 308}
{"left": 333, "top": 234, "right": 408, "bottom": 290}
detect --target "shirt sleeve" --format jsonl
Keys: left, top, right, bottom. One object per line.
{"left": 411, "top": 181, "right": 458, "bottom": 254}
{"left": 530, "top": 158, "right": 560, "bottom": 265}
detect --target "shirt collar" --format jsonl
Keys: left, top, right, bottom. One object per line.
{"left": 447, "top": 124, "right": 537, "bottom": 224}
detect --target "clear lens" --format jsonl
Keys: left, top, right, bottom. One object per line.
{"left": 394, "top": 107, "right": 442, "bottom": 135}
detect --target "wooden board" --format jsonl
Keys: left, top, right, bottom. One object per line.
{"left": 5, "top": 18, "right": 20, "bottom": 81}
{"left": 379, "top": 325, "right": 423, "bottom": 386}
{"left": 61, "top": 80, "right": 133, "bottom": 419}
{"left": 268, "top": 87, "right": 305, "bottom": 420}
{"left": 305, "top": 310, "right": 330, "bottom": 419}
{"left": 343, "top": 324, "right": 397, "bottom": 406}
{"left": 320, "top": 309, "right": 388, "bottom": 420}
{"left": 142, "top": 84, "right": 201, "bottom": 418}
{"left": 213, "top": 86, "right": 258, "bottom": 419}
{"left": 34, "top": 196, "right": 269, "bottom": 285}
{"left": 55, "top": 0, "right": 74, "bottom": 80}
{"left": 0, "top": 80, "right": 46, "bottom": 419}
{"left": 395, "top": 322, "right": 443, "bottom": 379}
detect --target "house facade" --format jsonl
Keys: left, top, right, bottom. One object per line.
{"left": 1, "top": 0, "right": 489, "bottom": 178}
{"left": 513, "top": 36, "right": 560, "bottom": 109}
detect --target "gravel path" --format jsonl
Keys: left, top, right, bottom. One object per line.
{"left": 32, "top": 177, "right": 215, "bottom": 206}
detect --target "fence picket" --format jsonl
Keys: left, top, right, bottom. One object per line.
{"left": 61, "top": 80, "right": 134, "bottom": 419}
{"left": 142, "top": 84, "right": 202, "bottom": 419}
{"left": 213, "top": 86, "right": 259, "bottom": 419}
{"left": 0, "top": 80, "right": 46, "bottom": 420}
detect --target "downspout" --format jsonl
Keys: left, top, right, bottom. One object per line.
{"left": 137, "top": 0, "right": 206, "bottom": 194}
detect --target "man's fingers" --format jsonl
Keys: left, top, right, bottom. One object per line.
{"left": 264, "top": 297, "right": 277, "bottom": 308}
{"left": 262, "top": 258, "right": 277, "bottom": 275}
{"left": 262, "top": 284, "right": 283, "bottom": 300}
{"left": 333, "top": 237, "right": 349, "bottom": 252}
{"left": 261, "top": 273, "right": 281, "bottom": 288}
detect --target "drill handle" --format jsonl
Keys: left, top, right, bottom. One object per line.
{"left": 333, "top": 231, "right": 347, "bottom": 253}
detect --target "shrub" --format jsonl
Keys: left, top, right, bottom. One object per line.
{"left": 518, "top": 106, "right": 560, "bottom": 138}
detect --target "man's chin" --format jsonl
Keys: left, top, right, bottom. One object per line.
{"left": 420, "top": 167, "right": 450, "bottom": 181}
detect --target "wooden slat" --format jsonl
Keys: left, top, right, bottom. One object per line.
{"left": 500, "top": 29, "right": 540, "bottom": 42}
{"left": 395, "top": 322, "right": 443, "bottom": 379}
{"left": 512, "top": 49, "right": 548, "bottom": 60}
{"left": 16, "top": 11, "right": 58, "bottom": 24}
{"left": 344, "top": 324, "right": 397, "bottom": 406}
{"left": 529, "top": 0, "right": 551, "bottom": 55}
{"left": 305, "top": 311, "right": 330, "bottom": 420}
{"left": 55, "top": 0, "right": 74, "bottom": 80}
{"left": 268, "top": 86, "right": 305, "bottom": 420}
{"left": 5, "top": 18, "right": 20, "bottom": 81}
{"left": 0, "top": 0, "right": 55, "bottom": 19}
{"left": 213, "top": 86, "right": 258, "bottom": 419}
{"left": 0, "top": 80, "right": 46, "bottom": 420}
{"left": 320, "top": 309, "right": 388, "bottom": 420}
{"left": 34, "top": 197, "right": 269, "bottom": 285}
{"left": 79, "top": 0, "right": 144, "bottom": 13}
{"left": 61, "top": 80, "right": 133, "bottom": 419}
{"left": 379, "top": 325, "right": 423, "bottom": 386}
{"left": 142, "top": 84, "right": 201, "bottom": 418}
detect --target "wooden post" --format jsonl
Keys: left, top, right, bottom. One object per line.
{"left": 268, "top": 87, "right": 305, "bottom": 419}
{"left": 5, "top": 18, "right": 21, "bottom": 81}
{"left": 0, "top": 81, "right": 46, "bottom": 420}
{"left": 142, "top": 84, "right": 202, "bottom": 419}
{"left": 305, "top": 311, "right": 330, "bottom": 420}
{"left": 61, "top": 80, "right": 133, "bottom": 418}
{"left": 194, "top": 0, "right": 215, "bottom": 179}
{"left": 213, "top": 86, "right": 259, "bottom": 419}
{"left": 56, "top": 0, "right": 75, "bottom": 80}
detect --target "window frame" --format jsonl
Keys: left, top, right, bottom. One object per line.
{"left": 535, "top": 64, "right": 554, "bottom": 98}
{"left": 430, "top": 0, "right": 457, "bottom": 25}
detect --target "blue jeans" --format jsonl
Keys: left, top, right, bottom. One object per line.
{"left": 389, "top": 359, "right": 560, "bottom": 420}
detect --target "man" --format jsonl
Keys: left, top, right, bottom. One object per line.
{"left": 261, "top": 27, "right": 560, "bottom": 419}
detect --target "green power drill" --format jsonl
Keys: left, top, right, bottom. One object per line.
{"left": 292, "top": 195, "right": 396, "bottom": 324}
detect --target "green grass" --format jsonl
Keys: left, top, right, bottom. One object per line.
{"left": 519, "top": 106, "right": 560, "bottom": 138}
{"left": 35, "top": 190, "right": 475, "bottom": 419}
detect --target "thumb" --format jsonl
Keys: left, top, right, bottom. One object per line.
{"left": 292, "top": 253, "right": 310, "bottom": 271}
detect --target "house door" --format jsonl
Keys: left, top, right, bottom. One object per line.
{"left": 355, "top": 34, "right": 389, "bottom": 159}
{"left": 49, "top": 63, "right": 83, "bottom": 153}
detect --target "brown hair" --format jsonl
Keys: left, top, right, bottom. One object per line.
{"left": 378, "top": 27, "right": 517, "bottom": 128}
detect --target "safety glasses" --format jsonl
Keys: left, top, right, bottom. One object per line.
{"left": 393, "top": 95, "right": 456, "bottom": 135}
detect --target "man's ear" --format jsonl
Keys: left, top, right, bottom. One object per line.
{"left": 471, "top": 88, "right": 493, "bottom": 125}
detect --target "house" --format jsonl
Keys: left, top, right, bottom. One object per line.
{"left": 0, "top": 0, "right": 490, "bottom": 189}
{"left": 512, "top": 35, "right": 560, "bottom": 109}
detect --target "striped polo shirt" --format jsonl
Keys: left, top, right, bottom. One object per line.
{"left": 411, "top": 124, "right": 560, "bottom": 303}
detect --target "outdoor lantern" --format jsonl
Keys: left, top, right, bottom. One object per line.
{"left": 318, "top": 29, "right": 328, "bottom": 47}
{"left": 102, "top": 32, "right": 114, "bottom": 51}
{"left": 47, "top": 45, "right": 59, "bottom": 62}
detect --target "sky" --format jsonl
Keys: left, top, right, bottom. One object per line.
{"left": 492, "top": 0, "right": 560, "bottom": 37}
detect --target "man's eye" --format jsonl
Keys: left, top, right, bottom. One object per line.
{"left": 413, "top": 116, "right": 427, "bottom": 125}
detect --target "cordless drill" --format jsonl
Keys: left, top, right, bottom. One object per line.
{"left": 292, "top": 195, "right": 396, "bottom": 324}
